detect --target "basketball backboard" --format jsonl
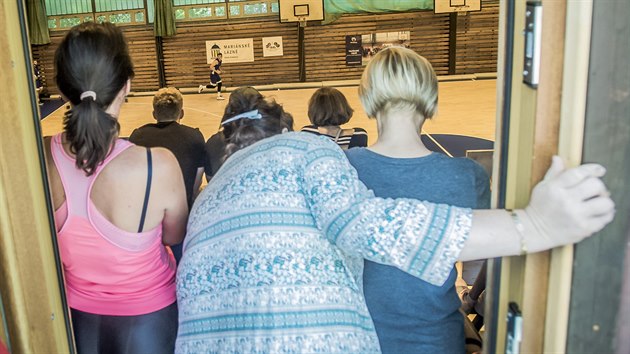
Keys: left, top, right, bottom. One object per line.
{"left": 278, "top": 0, "right": 324, "bottom": 23}
{"left": 434, "top": 0, "right": 481, "bottom": 14}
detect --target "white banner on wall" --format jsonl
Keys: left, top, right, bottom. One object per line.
{"left": 206, "top": 38, "right": 254, "bottom": 64}
{"left": 262, "top": 36, "right": 283, "bottom": 57}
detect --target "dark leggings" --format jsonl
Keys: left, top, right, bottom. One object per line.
{"left": 206, "top": 82, "right": 222, "bottom": 93}
{"left": 71, "top": 302, "right": 178, "bottom": 354}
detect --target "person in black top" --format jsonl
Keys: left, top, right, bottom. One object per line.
{"left": 203, "top": 86, "right": 264, "bottom": 182}
{"left": 198, "top": 53, "right": 225, "bottom": 100}
{"left": 301, "top": 87, "right": 368, "bottom": 150}
{"left": 204, "top": 131, "right": 226, "bottom": 182}
{"left": 129, "top": 87, "right": 205, "bottom": 261}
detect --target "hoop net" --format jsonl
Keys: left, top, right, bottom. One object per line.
{"left": 298, "top": 16, "right": 307, "bottom": 28}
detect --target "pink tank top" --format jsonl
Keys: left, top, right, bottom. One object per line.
{"left": 51, "top": 134, "right": 176, "bottom": 316}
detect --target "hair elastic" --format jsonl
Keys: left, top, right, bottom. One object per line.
{"left": 221, "top": 109, "right": 262, "bottom": 126}
{"left": 80, "top": 91, "right": 97, "bottom": 101}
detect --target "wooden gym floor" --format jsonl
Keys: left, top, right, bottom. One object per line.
{"left": 39, "top": 79, "right": 497, "bottom": 144}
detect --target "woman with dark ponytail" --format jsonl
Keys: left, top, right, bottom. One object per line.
{"left": 43, "top": 22, "right": 188, "bottom": 354}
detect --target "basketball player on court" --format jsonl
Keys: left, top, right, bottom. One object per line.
{"left": 198, "top": 53, "right": 224, "bottom": 100}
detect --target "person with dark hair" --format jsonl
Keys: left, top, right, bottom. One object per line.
{"left": 43, "top": 22, "right": 188, "bottom": 354}
{"left": 346, "top": 46, "right": 490, "bottom": 353}
{"left": 220, "top": 87, "right": 293, "bottom": 157}
{"left": 301, "top": 86, "right": 368, "bottom": 150}
{"left": 129, "top": 88, "right": 205, "bottom": 208}
{"left": 205, "top": 86, "right": 264, "bottom": 182}
{"left": 129, "top": 87, "right": 206, "bottom": 262}
{"left": 175, "top": 81, "right": 614, "bottom": 351}
{"left": 198, "top": 53, "right": 224, "bottom": 100}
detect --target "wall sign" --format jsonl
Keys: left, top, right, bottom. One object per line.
{"left": 345, "top": 35, "right": 362, "bottom": 66}
{"left": 262, "top": 36, "right": 284, "bottom": 57}
{"left": 206, "top": 38, "right": 254, "bottom": 63}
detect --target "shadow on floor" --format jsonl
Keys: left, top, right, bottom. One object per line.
{"left": 39, "top": 98, "right": 66, "bottom": 120}
{"left": 421, "top": 134, "right": 494, "bottom": 158}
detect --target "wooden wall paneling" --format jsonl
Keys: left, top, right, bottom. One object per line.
{"left": 456, "top": 0, "right": 499, "bottom": 74}
{"left": 32, "top": 34, "right": 62, "bottom": 94}
{"left": 124, "top": 26, "right": 160, "bottom": 91}
{"left": 409, "top": 12, "right": 451, "bottom": 75}
{"left": 33, "top": 8, "right": 499, "bottom": 92}
{"left": 162, "top": 18, "right": 300, "bottom": 89}
{"left": 308, "top": 12, "right": 449, "bottom": 79}
{"left": 304, "top": 12, "right": 451, "bottom": 81}
{"left": 32, "top": 25, "right": 159, "bottom": 94}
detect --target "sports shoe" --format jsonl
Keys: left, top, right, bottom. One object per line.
{"left": 217, "top": 94, "right": 225, "bottom": 100}
{"left": 198, "top": 85, "right": 204, "bottom": 94}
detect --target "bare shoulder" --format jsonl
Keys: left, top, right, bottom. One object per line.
{"left": 150, "top": 147, "right": 179, "bottom": 168}
{"left": 101, "top": 145, "right": 148, "bottom": 180}
{"left": 113, "top": 145, "right": 150, "bottom": 167}
{"left": 149, "top": 147, "right": 182, "bottom": 181}
{"left": 111, "top": 146, "right": 178, "bottom": 171}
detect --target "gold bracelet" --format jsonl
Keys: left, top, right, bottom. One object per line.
{"left": 509, "top": 210, "right": 528, "bottom": 256}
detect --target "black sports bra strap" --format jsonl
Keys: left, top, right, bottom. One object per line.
{"left": 137, "top": 148, "right": 153, "bottom": 233}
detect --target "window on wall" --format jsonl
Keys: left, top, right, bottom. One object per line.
{"left": 173, "top": 0, "right": 279, "bottom": 21}
{"left": 45, "top": 0, "right": 280, "bottom": 29}
{"left": 174, "top": 0, "right": 225, "bottom": 4}
{"left": 244, "top": 3, "right": 267, "bottom": 15}
{"left": 94, "top": 0, "right": 144, "bottom": 12}
{"left": 45, "top": 0, "right": 92, "bottom": 15}
{"left": 45, "top": 0, "right": 149, "bottom": 30}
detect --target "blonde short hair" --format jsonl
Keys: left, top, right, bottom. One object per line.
{"left": 358, "top": 47, "right": 438, "bottom": 119}
{"left": 153, "top": 87, "right": 183, "bottom": 121}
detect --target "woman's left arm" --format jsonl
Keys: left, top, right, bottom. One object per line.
{"left": 302, "top": 144, "right": 471, "bottom": 286}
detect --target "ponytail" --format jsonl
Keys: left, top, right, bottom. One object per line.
{"left": 63, "top": 97, "right": 119, "bottom": 175}
{"left": 55, "top": 22, "right": 134, "bottom": 176}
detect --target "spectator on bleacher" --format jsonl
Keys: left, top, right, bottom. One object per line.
{"left": 345, "top": 46, "right": 491, "bottom": 353}
{"left": 301, "top": 86, "right": 368, "bottom": 150}
{"left": 44, "top": 22, "right": 187, "bottom": 354}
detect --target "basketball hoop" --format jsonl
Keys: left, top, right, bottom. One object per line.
{"left": 433, "top": 0, "right": 481, "bottom": 14}
{"left": 298, "top": 16, "right": 307, "bottom": 28}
